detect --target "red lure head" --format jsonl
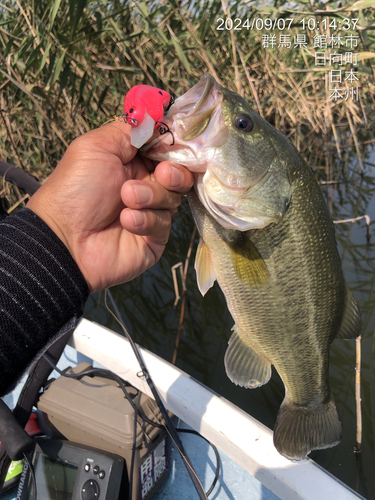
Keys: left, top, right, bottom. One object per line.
{"left": 123, "top": 85, "right": 172, "bottom": 127}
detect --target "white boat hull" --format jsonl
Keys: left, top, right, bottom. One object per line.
{"left": 67, "top": 318, "right": 363, "bottom": 500}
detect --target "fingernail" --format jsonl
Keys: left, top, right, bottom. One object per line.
{"left": 133, "top": 184, "right": 153, "bottom": 205}
{"left": 131, "top": 210, "right": 146, "bottom": 226}
{"left": 170, "top": 166, "right": 184, "bottom": 188}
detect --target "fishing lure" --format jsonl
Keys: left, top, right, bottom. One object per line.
{"left": 123, "top": 85, "right": 174, "bottom": 148}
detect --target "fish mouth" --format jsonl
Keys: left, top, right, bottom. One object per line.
{"left": 141, "top": 74, "right": 290, "bottom": 231}
{"left": 140, "top": 74, "right": 224, "bottom": 171}
{"left": 171, "top": 73, "right": 217, "bottom": 117}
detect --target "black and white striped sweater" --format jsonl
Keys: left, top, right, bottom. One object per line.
{"left": 0, "top": 208, "right": 90, "bottom": 396}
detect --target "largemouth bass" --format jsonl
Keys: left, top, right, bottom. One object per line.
{"left": 141, "top": 74, "right": 362, "bottom": 460}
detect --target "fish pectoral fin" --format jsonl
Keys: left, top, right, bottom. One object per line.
{"left": 224, "top": 324, "right": 271, "bottom": 388}
{"left": 335, "top": 285, "right": 362, "bottom": 340}
{"left": 194, "top": 237, "right": 217, "bottom": 296}
{"left": 227, "top": 234, "right": 269, "bottom": 287}
{"left": 273, "top": 394, "right": 342, "bottom": 460}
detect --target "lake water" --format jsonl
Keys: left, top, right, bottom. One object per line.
{"left": 84, "top": 137, "right": 375, "bottom": 499}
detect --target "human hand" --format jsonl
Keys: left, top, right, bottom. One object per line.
{"left": 27, "top": 121, "right": 193, "bottom": 292}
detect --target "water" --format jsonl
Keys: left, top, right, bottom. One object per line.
{"left": 84, "top": 137, "right": 375, "bottom": 499}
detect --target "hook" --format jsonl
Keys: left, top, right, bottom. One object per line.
{"left": 156, "top": 121, "right": 175, "bottom": 146}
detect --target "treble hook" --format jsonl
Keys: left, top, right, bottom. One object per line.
{"left": 124, "top": 114, "right": 138, "bottom": 126}
{"left": 165, "top": 96, "right": 175, "bottom": 112}
{"left": 156, "top": 121, "right": 175, "bottom": 146}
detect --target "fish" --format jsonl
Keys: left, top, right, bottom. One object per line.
{"left": 140, "top": 74, "right": 362, "bottom": 460}
{"left": 123, "top": 85, "right": 173, "bottom": 148}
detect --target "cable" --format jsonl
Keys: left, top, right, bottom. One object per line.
{"left": 177, "top": 429, "right": 220, "bottom": 497}
{"left": 42, "top": 357, "right": 163, "bottom": 430}
{"left": 42, "top": 353, "right": 220, "bottom": 497}
{"left": 128, "top": 405, "right": 138, "bottom": 500}
{"left": 23, "top": 451, "right": 37, "bottom": 500}
{"left": 41, "top": 357, "right": 154, "bottom": 500}
{"left": 105, "top": 288, "right": 209, "bottom": 500}
{"left": 43, "top": 288, "right": 221, "bottom": 499}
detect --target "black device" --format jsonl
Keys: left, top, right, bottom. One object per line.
{"left": 37, "top": 363, "right": 169, "bottom": 500}
{"left": 16, "top": 438, "right": 127, "bottom": 500}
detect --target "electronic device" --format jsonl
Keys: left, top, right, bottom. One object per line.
{"left": 16, "top": 438, "right": 127, "bottom": 500}
{"left": 1, "top": 459, "right": 24, "bottom": 493}
{"left": 37, "top": 363, "right": 169, "bottom": 500}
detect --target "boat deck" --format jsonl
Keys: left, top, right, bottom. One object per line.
{"left": 154, "top": 420, "right": 279, "bottom": 500}
{"left": 0, "top": 319, "right": 365, "bottom": 500}
{"left": 1, "top": 346, "right": 280, "bottom": 500}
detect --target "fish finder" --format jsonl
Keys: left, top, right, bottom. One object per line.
{"left": 17, "top": 438, "right": 127, "bottom": 500}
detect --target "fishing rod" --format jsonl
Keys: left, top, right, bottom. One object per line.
{"left": 105, "top": 288, "right": 210, "bottom": 500}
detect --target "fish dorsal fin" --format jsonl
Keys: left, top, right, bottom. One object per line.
{"left": 195, "top": 237, "right": 217, "bottom": 296}
{"left": 335, "top": 285, "right": 362, "bottom": 340}
{"left": 224, "top": 324, "right": 271, "bottom": 388}
{"left": 227, "top": 233, "right": 269, "bottom": 287}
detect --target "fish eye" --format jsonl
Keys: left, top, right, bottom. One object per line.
{"left": 234, "top": 115, "right": 253, "bottom": 133}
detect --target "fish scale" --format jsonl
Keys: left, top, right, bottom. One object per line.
{"left": 189, "top": 172, "right": 341, "bottom": 401}
{"left": 141, "top": 73, "right": 362, "bottom": 461}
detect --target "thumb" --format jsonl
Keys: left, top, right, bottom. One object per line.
{"left": 71, "top": 121, "right": 138, "bottom": 166}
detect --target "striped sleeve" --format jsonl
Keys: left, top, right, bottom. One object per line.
{"left": 0, "top": 208, "right": 90, "bottom": 396}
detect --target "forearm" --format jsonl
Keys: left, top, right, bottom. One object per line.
{"left": 0, "top": 208, "right": 90, "bottom": 396}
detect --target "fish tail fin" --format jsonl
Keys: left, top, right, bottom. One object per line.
{"left": 273, "top": 394, "right": 342, "bottom": 461}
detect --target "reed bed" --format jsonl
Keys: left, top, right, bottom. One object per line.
{"left": 1, "top": 1, "right": 373, "bottom": 486}
{"left": 0, "top": 0, "right": 374, "bottom": 210}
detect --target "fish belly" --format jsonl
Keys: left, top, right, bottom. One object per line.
{"left": 188, "top": 174, "right": 346, "bottom": 459}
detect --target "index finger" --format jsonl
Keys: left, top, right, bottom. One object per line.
{"left": 153, "top": 161, "right": 194, "bottom": 194}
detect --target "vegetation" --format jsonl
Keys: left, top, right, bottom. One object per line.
{"left": 0, "top": 0, "right": 374, "bottom": 210}
{"left": 1, "top": 2, "right": 375, "bottom": 494}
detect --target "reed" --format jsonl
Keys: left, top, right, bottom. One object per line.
{"left": 0, "top": 0, "right": 373, "bottom": 207}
